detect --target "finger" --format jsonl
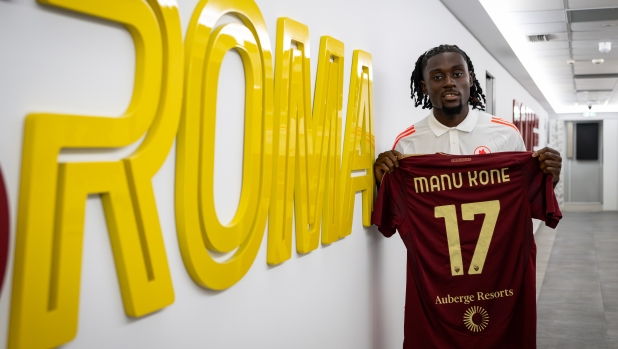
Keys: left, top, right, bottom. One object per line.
{"left": 538, "top": 157, "right": 562, "bottom": 167}
{"left": 540, "top": 160, "right": 562, "bottom": 171}
{"left": 384, "top": 151, "right": 399, "bottom": 167}
{"left": 533, "top": 147, "right": 560, "bottom": 157}
{"left": 541, "top": 164, "right": 560, "bottom": 173}
{"left": 376, "top": 151, "right": 392, "bottom": 159}
{"left": 378, "top": 158, "right": 396, "bottom": 173}
{"left": 532, "top": 148, "right": 547, "bottom": 157}
{"left": 391, "top": 150, "right": 403, "bottom": 159}
{"left": 543, "top": 167, "right": 561, "bottom": 178}
{"left": 375, "top": 155, "right": 391, "bottom": 164}
{"left": 532, "top": 147, "right": 546, "bottom": 157}
{"left": 374, "top": 161, "right": 390, "bottom": 172}
{"left": 379, "top": 153, "right": 397, "bottom": 168}
{"left": 388, "top": 154, "right": 400, "bottom": 168}
{"left": 381, "top": 157, "right": 395, "bottom": 169}
{"left": 544, "top": 146, "right": 558, "bottom": 153}
{"left": 377, "top": 150, "right": 398, "bottom": 158}
{"left": 538, "top": 152, "right": 562, "bottom": 162}
{"left": 540, "top": 158, "right": 562, "bottom": 166}
{"left": 377, "top": 163, "right": 390, "bottom": 174}
{"left": 538, "top": 157, "right": 562, "bottom": 169}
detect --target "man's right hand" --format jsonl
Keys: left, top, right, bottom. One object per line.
{"left": 374, "top": 150, "right": 403, "bottom": 184}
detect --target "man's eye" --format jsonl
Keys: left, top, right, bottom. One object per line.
{"left": 433, "top": 75, "right": 443, "bottom": 80}
{"left": 453, "top": 72, "right": 463, "bottom": 77}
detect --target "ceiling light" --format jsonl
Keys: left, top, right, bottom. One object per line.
{"left": 599, "top": 42, "right": 612, "bottom": 53}
{"left": 601, "top": 24, "right": 616, "bottom": 27}
{"left": 567, "top": 59, "right": 576, "bottom": 64}
{"left": 592, "top": 59, "right": 605, "bottom": 65}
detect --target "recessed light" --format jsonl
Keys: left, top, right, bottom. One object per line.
{"left": 599, "top": 42, "right": 612, "bottom": 53}
{"left": 592, "top": 58, "right": 605, "bottom": 65}
{"left": 601, "top": 24, "right": 616, "bottom": 27}
{"left": 567, "top": 59, "right": 576, "bottom": 64}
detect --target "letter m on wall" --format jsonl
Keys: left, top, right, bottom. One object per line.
{"left": 8, "top": 1, "right": 183, "bottom": 348}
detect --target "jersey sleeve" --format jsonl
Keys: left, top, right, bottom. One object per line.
{"left": 521, "top": 158, "right": 562, "bottom": 228}
{"left": 371, "top": 172, "right": 404, "bottom": 237}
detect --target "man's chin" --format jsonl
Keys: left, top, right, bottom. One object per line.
{"left": 442, "top": 103, "right": 463, "bottom": 117}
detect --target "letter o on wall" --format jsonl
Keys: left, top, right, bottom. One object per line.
{"left": 176, "top": 0, "right": 274, "bottom": 290}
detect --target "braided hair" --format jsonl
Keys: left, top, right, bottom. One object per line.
{"left": 410, "top": 45, "right": 486, "bottom": 111}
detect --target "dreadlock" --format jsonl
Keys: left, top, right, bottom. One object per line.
{"left": 410, "top": 45, "right": 486, "bottom": 111}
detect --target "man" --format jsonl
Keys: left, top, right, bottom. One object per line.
{"left": 374, "top": 44, "right": 562, "bottom": 183}
{"left": 372, "top": 44, "right": 563, "bottom": 348}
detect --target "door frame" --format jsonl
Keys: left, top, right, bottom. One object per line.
{"left": 565, "top": 120, "right": 603, "bottom": 204}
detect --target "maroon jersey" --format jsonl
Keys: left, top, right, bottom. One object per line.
{"left": 372, "top": 152, "right": 561, "bottom": 349}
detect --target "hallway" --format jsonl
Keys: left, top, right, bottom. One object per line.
{"left": 536, "top": 211, "right": 618, "bottom": 348}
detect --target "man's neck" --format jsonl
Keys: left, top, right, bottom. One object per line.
{"left": 433, "top": 104, "right": 470, "bottom": 128}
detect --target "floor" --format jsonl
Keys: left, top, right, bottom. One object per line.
{"left": 536, "top": 210, "right": 618, "bottom": 349}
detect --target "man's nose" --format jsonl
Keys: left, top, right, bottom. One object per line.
{"left": 444, "top": 75, "right": 455, "bottom": 87}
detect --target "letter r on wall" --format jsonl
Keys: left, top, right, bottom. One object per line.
{"left": 8, "top": 1, "right": 184, "bottom": 348}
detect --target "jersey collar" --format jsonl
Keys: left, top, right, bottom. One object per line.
{"left": 428, "top": 108, "right": 479, "bottom": 137}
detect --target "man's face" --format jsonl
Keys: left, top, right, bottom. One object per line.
{"left": 421, "top": 52, "right": 473, "bottom": 115}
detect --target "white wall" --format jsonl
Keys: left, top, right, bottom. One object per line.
{"left": 0, "top": 0, "right": 550, "bottom": 348}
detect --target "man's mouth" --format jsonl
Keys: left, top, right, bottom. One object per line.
{"left": 442, "top": 92, "right": 460, "bottom": 101}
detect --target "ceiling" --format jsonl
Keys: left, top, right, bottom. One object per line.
{"left": 508, "top": 0, "right": 618, "bottom": 107}
{"left": 479, "top": 0, "right": 618, "bottom": 113}
{"left": 440, "top": 0, "right": 554, "bottom": 113}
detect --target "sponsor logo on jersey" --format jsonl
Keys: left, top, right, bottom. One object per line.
{"left": 464, "top": 306, "right": 489, "bottom": 332}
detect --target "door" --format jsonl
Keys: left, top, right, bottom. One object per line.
{"left": 566, "top": 121, "right": 602, "bottom": 203}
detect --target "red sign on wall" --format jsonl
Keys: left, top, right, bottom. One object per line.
{"left": 512, "top": 100, "right": 539, "bottom": 151}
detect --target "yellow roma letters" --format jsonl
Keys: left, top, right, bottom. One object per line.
{"left": 10, "top": 0, "right": 375, "bottom": 347}
{"left": 9, "top": 0, "right": 183, "bottom": 348}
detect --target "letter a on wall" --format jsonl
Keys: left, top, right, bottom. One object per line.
{"left": 8, "top": 1, "right": 184, "bottom": 348}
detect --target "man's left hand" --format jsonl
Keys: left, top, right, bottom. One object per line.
{"left": 532, "top": 147, "right": 562, "bottom": 185}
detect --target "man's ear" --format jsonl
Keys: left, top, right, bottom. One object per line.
{"left": 469, "top": 72, "right": 473, "bottom": 85}
{"left": 421, "top": 80, "right": 427, "bottom": 95}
